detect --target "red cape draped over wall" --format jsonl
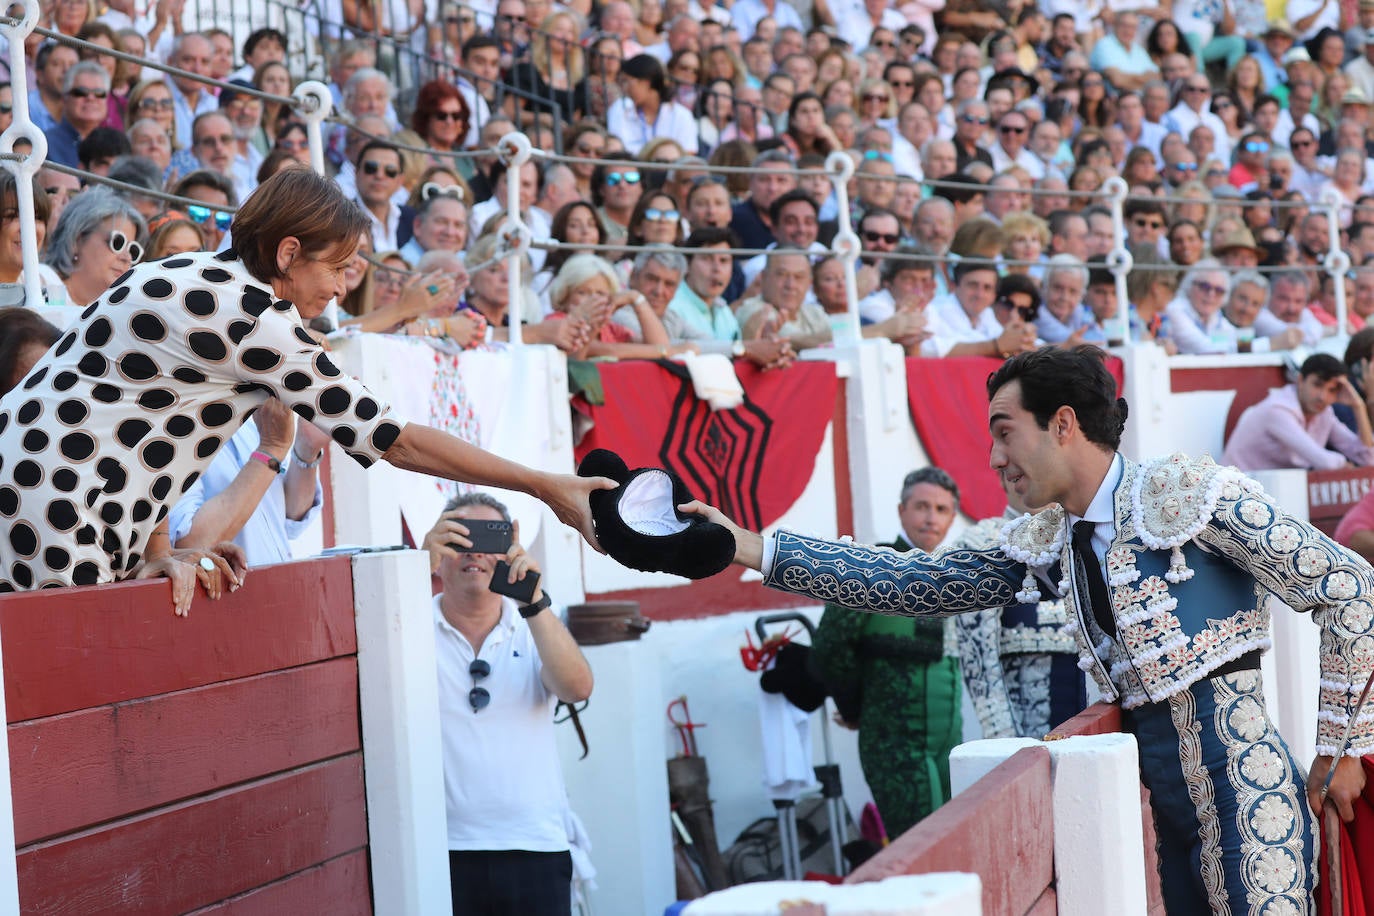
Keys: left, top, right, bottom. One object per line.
{"left": 574, "top": 360, "right": 839, "bottom": 532}
{"left": 905, "top": 356, "right": 1126, "bottom": 521}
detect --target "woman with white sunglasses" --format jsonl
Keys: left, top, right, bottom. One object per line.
{"left": 41, "top": 186, "right": 145, "bottom": 309}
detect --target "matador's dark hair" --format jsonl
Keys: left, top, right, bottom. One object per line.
{"left": 987, "top": 345, "right": 1128, "bottom": 450}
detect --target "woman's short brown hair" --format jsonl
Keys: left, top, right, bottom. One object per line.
{"left": 232, "top": 169, "right": 369, "bottom": 282}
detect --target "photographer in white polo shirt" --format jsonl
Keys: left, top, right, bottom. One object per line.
{"left": 422, "top": 493, "right": 593, "bottom": 916}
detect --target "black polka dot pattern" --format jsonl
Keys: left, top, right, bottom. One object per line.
{"left": 0, "top": 251, "right": 399, "bottom": 590}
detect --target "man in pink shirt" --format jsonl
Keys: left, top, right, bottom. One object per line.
{"left": 1223, "top": 354, "right": 1374, "bottom": 471}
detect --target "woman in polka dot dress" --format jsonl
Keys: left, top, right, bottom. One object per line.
{"left": 0, "top": 169, "right": 613, "bottom": 610}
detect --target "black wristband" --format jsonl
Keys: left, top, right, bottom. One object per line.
{"left": 519, "top": 591, "right": 552, "bottom": 619}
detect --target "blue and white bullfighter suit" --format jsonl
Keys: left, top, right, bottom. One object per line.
{"left": 761, "top": 453, "right": 1374, "bottom": 915}
{"left": 953, "top": 511, "right": 1088, "bottom": 740}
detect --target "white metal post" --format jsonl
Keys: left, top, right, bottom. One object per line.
{"left": 293, "top": 80, "right": 334, "bottom": 177}
{"left": 1320, "top": 187, "right": 1351, "bottom": 334}
{"left": 498, "top": 131, "right": 533, "bottom": 347}
{"left": 1102, "top": 176, "right": 1134, "bottom": 347}
{"left": 826, "top": 151, "right": 862, "bottom": 346}
{"left": 2, "top": 0, "right": 49, "bottom": 310}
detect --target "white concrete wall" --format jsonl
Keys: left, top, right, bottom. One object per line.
{"left": 950, "top": 734, "right": 1147, "bottom": 916}
{"left": 352, "top": 550, "right": 452, "bottom": 916}
{"left": 683, "top": 873, "right": 982, "bottom": 915}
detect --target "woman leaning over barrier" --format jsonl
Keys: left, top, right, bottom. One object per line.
{"left": 0, "top": 169, "right": 612, "bottom": 613}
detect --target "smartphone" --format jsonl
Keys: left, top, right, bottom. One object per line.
{"left": 489, "top": 559, "right": 540, "bottom": 604}
{"left": 449, "top": 520, "right": 513, "bottom": 555}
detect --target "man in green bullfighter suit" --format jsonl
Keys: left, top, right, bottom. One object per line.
{"left": 810, "top": 467, "right": 964, "bottom": 837}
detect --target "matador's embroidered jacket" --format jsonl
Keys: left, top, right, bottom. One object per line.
{"left": 951, "top": 511, "right": 1077, "bottom": 739}
{"left": 763, "top": 453, "right": 1374, "bottom": 757}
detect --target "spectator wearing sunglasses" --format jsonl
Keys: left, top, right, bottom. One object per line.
{"left": 624, "top": 191, "right": 684, "bottom": 258}
{"left": 215, "top": 81, "right": 267, "bottom": 198}
{"left": 42, "top": 186, "right": 145, "bottom": 309}
{"left": 1166, "top": 75, "right": 1230, "bottom": 162}
{"left": 989, "top": 110, "right": 1044, "bottom": 180}
{"left": 352, "top": 141, "right": 415, "bottom": 254}
{"left": 172, "top": 171, "right": 237, "bottom": 252}
{"left": 952, "top": 99, "right": 994, "bottom": 172}
{"left": 1164, "top": 259, "right": 1235, "bottom": 355}
{"left": 591, "top": 152, "right": 644, "bottom": 246}
{"left": 46, "top": 61, "right": 110, "bottom": 169}
{"left": 410, "top": 80, "right": 471, "bottom": 168}
{"left": 420, "top": 492, "right": 592, "bottom": 916}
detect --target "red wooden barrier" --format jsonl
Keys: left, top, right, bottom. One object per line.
{"left": 0, "top": 558, "right": 370, "bottom": 914}
{"left": 845, "top": 746, "right": 1054, "bottom": 916}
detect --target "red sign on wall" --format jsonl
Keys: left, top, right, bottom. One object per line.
{"left": 1306, "top": 468, "right": 1374, "bottom": 538}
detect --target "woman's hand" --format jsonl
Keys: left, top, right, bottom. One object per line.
{"left": 135, "top": 556, "right": 201, "bottom": 617}
{"left": 134, "top": 541, "right": 243, "bottom": 616}
{"left": 397, "top": 271, "right": 457, "bottom": 322}
{"left": 536, "top": 472, "right": 618, "bottom": 551}
{"left": 294, "top": 412, "right": 333, "bottom": 463}
{"left": 444, "top": 311, "right": 488, "bottom": 348}
{"left": 166, "top": 543, "right": 245, "bottom": 600}
{"left": 551, "top": 316, "right": 594, "bottom": 355}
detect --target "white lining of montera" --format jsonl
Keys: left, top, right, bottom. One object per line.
{"left": 619, "top": 471, "right": 691, "bottom": 536}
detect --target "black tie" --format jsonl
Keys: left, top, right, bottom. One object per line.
{"left": 1072, "top": 520, "right": 1116, "bottom": 639}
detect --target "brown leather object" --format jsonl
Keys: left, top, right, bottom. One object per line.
{"left": 566, "top": 601, "right": 652, "bottom": 646}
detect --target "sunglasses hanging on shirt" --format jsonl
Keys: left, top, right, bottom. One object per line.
{"left": 469, "top": 658, "right": 491, "bottom": 712}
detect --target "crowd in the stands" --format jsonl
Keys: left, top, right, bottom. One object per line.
{"left": 10, "top": 0, "right": 1374, "bottom": 370}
